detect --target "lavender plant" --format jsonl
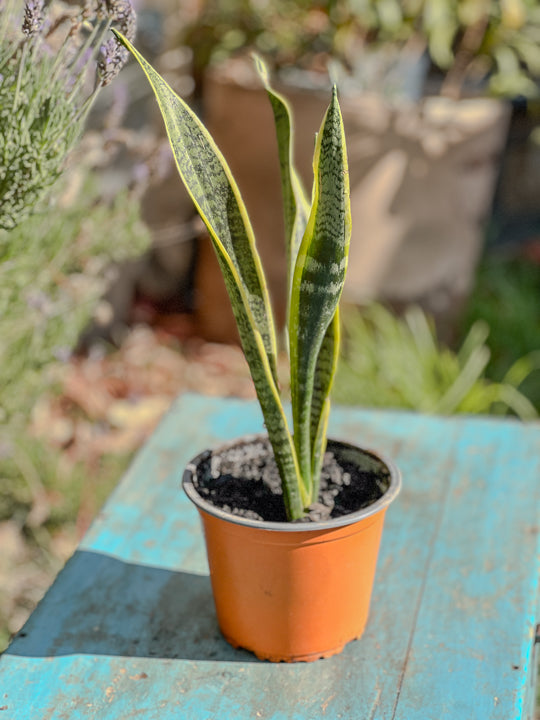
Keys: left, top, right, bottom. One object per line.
{"left": 0, "top": 0, "right": 136, "bottom": 233}
{"left": 115, "top": 32, "right": 351, "bottom": 521}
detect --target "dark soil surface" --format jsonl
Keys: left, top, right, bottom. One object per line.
{"left": 192, "top": 438, "right": 391, "bottom": 523}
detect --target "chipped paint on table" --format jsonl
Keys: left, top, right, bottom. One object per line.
{"left": 1, "top": 394, "right": 539, "bottom": 719}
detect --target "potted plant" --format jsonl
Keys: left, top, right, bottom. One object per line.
{"left": 113, "top": 30, "right": 401, "bottom": 662}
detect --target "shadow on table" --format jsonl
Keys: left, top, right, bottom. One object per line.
{"left": 6, "top": 550, "right": 257, "bottom": 663}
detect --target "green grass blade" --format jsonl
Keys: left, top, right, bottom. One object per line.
{"left": 254, "top": 55, "right": 310, "bottom": 293}
{"left": 502, "top": 350, "right": 540, "bottom": 389}
{"left": 436, "top": 343, "right": 491, "bottom": 415}
{"left": 289, "top": 87, "right": 351, "bottom": 494}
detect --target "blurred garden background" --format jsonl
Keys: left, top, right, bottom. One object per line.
{"left": 1, "top": 0, "right": 540, "bottom": 655}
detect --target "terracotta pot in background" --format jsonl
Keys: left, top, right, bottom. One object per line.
{"left": 183, "top": 436, "right": 401, "bottom": 662}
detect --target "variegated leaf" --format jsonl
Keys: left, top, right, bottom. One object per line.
{"left": 253, "top": 55, "right": 309, "bottom": 292}
{"left": 310, "top": 310, "right": 340, "bottom": 499}
{"left": 256, "top": 58, "right": 345, "bottom": 503}
{"left": 113, "top": 31, "right": 278, "bottom": 384}
{"left": 289, "top": 87, "right": 351, "bottom": 495}
{"left": 114, "top": 31, "right": 308, "bottom": 518}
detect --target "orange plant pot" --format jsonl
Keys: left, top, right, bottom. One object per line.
{"left": 183, "top": 437, "right": 401, "bottom": 662}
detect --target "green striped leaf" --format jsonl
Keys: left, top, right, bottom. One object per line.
{"left": 113, "top": 31, "right": 278, "bottom": 384}
{"left": 289, "top": 87, "right": 351, "bottom": 496}
{"left": 114, "top": 31, "right": 308, "bottom": 518}
{"left": 310, "top": 310, "right": 340, "bottom": 499}
{"left": 253, "top": 56, "right": 310, "bottom": 293}
{"left": 255, "top": 61, "right": 347, "bottom": 503}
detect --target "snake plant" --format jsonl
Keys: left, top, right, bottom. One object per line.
{"left": 114, "top": 32, "right": 351, "bottom": 520}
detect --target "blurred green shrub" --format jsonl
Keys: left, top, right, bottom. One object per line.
{"left": 183, "top": 0, "right": 540, "bottom": 98}
{"left": 461, "top": 252, "right": 540, "bottom": 409}
{"left": 333, "top": 303, "right": 538, "bottom": 418}
{"left": 0, "top": 173, "right": 150, "bottom": 427}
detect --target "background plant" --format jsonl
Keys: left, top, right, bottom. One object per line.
{"left": 0, "top": 0, "right": 144, "bottom": 649}
{"left": 0, "top": 172, "right": 150, "bottom": 427}
{"left": 333, "top": 303, "right": 538, "bottom": 418}
{"left": 0, "top": 0, "right": 136, "bottom": 232}
{"left": 460, "top": 250, "right": 540, "bottom": 410}
{"left": 0, "top": 169, "right": 150, "bottom": 652}
{"left": 181, "top": 0, "right": 540, "bottom": 99}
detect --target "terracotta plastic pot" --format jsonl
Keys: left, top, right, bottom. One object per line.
{"left": 183, "top": 436, "right": 401, "bottom": 662}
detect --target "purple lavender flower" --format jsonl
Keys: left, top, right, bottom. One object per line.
{"left": 106, "top": 0, "right": 136, "bottom": 42}
{"left": 97, "top": 37, "right": 129, "bottom": 86}
{"left": 22, "top": 0, "right": 45, "bottom": 38}
{"left": 97, "top": 0, "right": 137, "bottom": 86}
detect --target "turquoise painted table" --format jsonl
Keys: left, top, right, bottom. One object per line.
{"left": 1, "top": 394, "right": 539, "bottom": 719}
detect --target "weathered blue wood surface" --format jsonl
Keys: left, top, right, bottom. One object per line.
{"left": 1, "top": 394, "right": 539, "bottom": 719}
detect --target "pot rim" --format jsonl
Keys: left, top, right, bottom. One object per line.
{"left": 182, "top": 434, "right": 401, "bottom": 533}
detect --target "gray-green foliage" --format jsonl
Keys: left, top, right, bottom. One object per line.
{"left": 0, "top": 173, "right": 150, "bottom": 426}
{"left": 0, "top": 0, "right": 136, "bottom": 231}
{"left": 334, "top": 304, "right": 538, "bottom": 419}
{"left": 0, "top": 40, "right": 81, "bottom": 231}
{"left": 116, "top": 32, "right": 351, "bottom": 520}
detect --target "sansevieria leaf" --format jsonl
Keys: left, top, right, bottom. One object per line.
{"left": 253, "top": 55, "right": 310, "bottom": 293}
{"left": 310, "top": 310, "right": 341, "bottom": 499}
{"left": 113, "top": 31, "right": 278, "bottom": 382}
{"left": 255, "top": 58, "right": 347, "bottom": 503}
{"left": 289, "top": 87, "right": 351, "bottom": 495}
{"left": 115, "top": 30, "right": 352, "bottom": 519}
{"left": 113, "top": 30, "right": 308, "bottom": 518}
